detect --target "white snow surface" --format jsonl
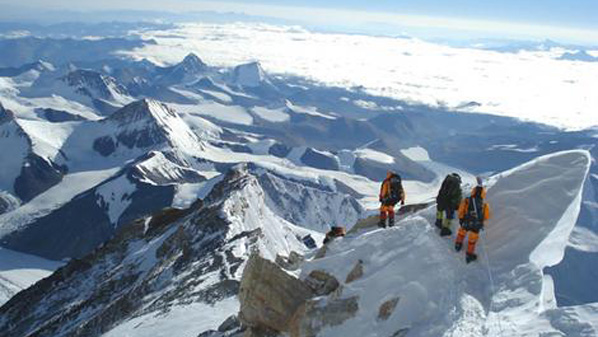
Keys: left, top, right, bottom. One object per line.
{"left": 251, "top": 106, "right": 290, "bottom": 123}
{"left": 354, "top": 148, "right": 395, "bottom": 164}
{"left": 102, "top": 297, "right": 239, "bottom": 337}
{"left": 401, "top": 146, "right": 431, "bottom": 162}
{"left": 172, "top": 174, "right": 224, "bottom": 209}
{"left": 95, "top": 174, "right": 137, "bottom": 227}
{"left": 128, "top": 22, "right": 598, "bottom": 130}
{"left": 232, "top": 61, "right": 268, "bottom": 87}
{"left": 0, "top": 247, "right": 62, "bottom": 306}
{"left": 0, "top": 168, "right": 119, "bottom": 238}
{"left": 172, "top": 102, "right": 253, "bottom": 126}
{"left": 299, "top": 150, "right": 593, "bottom": 337}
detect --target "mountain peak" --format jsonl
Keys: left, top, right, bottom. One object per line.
{"left": 108, "top": 99, "right": 177, "bottom": 124}
{"left": 32, "top": 60, "right": 55, "bottom": 72}
{"left": 61, "top": 69, "right": 131, "bottom": 103}
{"left": 232, "top": 61, "right": 268, "bottom": 87}
{"left": 182, "top": 52, "right": 204, "bottom": 65}
{"left": 178, "top": 52, "right": 207, "bottom": 73}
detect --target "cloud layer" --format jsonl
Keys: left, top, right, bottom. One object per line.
{"left": 127, "top": 23, "right": 598, "bottom": 130}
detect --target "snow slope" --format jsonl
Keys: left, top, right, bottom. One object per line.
{"left": 299, "top": 150, "right": 593, "bottom": 337}
{"left": 0, "top": 247, "right": 62, "bottom": 306}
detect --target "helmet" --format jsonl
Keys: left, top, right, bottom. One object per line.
{"left": 476, "top": 176, "right": 483, "bottom": 186}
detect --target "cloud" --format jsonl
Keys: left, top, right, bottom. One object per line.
{"left": 125, "top": 22, "right": 598, "bottom": 130}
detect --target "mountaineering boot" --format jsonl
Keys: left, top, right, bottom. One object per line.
{"left": 466, "top": 253, "right": 477, "bottom": 263}
{"left": 455, "top": 242, "right": 462, "bottom": 252}
{"left": 440, "top": 227, "right": 452, "bottom": 237}
{"left": 378, "top": 220, "right": 386, "bottom": 228}
{"left": 388, "top": 218, "right": 395, "bottom": 227}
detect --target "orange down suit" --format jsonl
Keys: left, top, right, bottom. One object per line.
{"left": 379, "top": 172, "right": 405, "bottom": 224}
{"left": 456, "top": 187, "right": 490, "bottom": 255}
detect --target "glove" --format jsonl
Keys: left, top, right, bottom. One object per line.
{"left": 379, "top": 196, "right": 383, "bottom": 203}
{"left": 459, "top": 219, "right": 464, "bottom": 226}
{"left": 400, "top": 200, "right": 405, "bottom": 206}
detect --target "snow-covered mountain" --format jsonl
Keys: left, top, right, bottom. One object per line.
{"left": 0, "top": 36, "right": 597, "bottom": 337}
{"left": 0, "top": 151, "right": 593, "bottom": 337}
{"left": 26, "top": 68, "right": 133, "bottom": 114}
{"left": 154, "top": 53, "right": 208, "bottom": 85}
{"left": 231, "top": 61, "right": 270, "bottom": 88}
{"left": 238, "top": 150, "right": 594, "bottom": 337}
{"left": 0, "top": 165, "right": 323, "bottom": 337}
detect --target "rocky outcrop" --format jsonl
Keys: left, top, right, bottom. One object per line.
{"left": 238, "top": 254, "right": 314, "bottom": 332}
{"left": 275, "top": 251, "right": 304, "bottom": 271}
{"left": 304, "top": 270, "right": 340, "bottom": 296}
{"left": 288, "top": 296, "right": 359, "bottom": 337}
{"left": 378, "top": 297, "right": 400, "bottom": 321}
{"left": 345, "top": 259, "right": 364, "bottom": 284}
{"left": 198, "top": 315, "right": 244, "bottom": 337}
{"left": 239, "top": 254, "right": 361, "bottom": 337}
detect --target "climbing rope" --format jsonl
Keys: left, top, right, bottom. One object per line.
{"left": 480, "top": 231, "right": 505, "bottom": 337}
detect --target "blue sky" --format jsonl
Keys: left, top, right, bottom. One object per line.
{"left": 224, "top": 0, "right": 598, "bottom": 29}
{"left": 2, "top": 0, "right": 598, "bottom": 43}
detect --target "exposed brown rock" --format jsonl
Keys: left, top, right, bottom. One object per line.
{"left": 313, "top": 245, "right": 327, "bottom": 259}
{"left": 345, "top": 259, "right": 364, "bottom": 283}
{"left": 243, "top": 326, "right": 279, "bottom": 337}
{"left": 238, "top": 253, "right": 314, "bottom": 332}
{"left": 377, "top": 297, "right": 400, "bottom": 321}
{"left": 275, "top": 251, "right": 304, "bottom": 271}
{"left": 289, "top": 296, "right": 359, "bottom": 337}
{"left": 303, "top": 270, "right": 340, "bottom": 296}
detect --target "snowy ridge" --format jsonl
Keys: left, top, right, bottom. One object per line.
{"left": 0, "top": 165, "right": 322, "bottom": 337}
{"left": 0, "top": 247, "right": 62, "bottom": 306}
{"left": 297, "top": 150, "right": 593, "bottom": 337}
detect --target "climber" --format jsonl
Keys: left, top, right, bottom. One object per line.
{"left": 378, "top": 170, "right": 405, "bottom": 228}
{"left": 435, "top": 173, "right": 463, "bottom": 237}
{"left": 455, "top": 177, "right": 491, "bottom": 263}
{"left": 323, "top": 226, "right": 346, "bottom": 244}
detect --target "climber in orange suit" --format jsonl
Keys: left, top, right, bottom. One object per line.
{"left": 378, "top": 171, "right": 405, "bottom": 228}
{"left": 455, "top": 177, "right": 490, "bottom": 263}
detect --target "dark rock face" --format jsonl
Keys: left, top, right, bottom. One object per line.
{"left": 268, "top": 143, "right": 291, "bottom": 158}
{"left": 0, "top": 192, "right": 20, "bottom": 215}
{"left": 4, "top": 170, "right": 176, "bottom": 260}
{"left": 0, "top": 102, "right": 14, "bottom": 123}
{"left": 13, "top": 154, "right": 67, "bottom": 202}
{"left": 300, "top": 148, "right": 339, "bottom": 171}
{"left": 93, "top": 136, "right": 117, "bottom": 156}
{"left": 36, "top": 108, "right": 87, "bottom": 122}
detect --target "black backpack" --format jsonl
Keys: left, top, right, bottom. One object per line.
{"left": 389, "top": 174, "right": 403, "bottom": 202}
{"left": 466, "top": 186, "right": 485, "bottom": 224}
{"left": 439, "top": 174, "right": 460, "bottom": 198}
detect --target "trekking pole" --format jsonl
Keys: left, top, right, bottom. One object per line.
{"left": 480, "top": 231, "right": 505, "bottom": 337}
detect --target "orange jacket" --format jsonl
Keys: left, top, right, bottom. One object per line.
{"left": 379, "top": 172, "right": 406, "bottom": 203}
{"left": 458, "top": 187, "right": 490, "bottom": 221}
